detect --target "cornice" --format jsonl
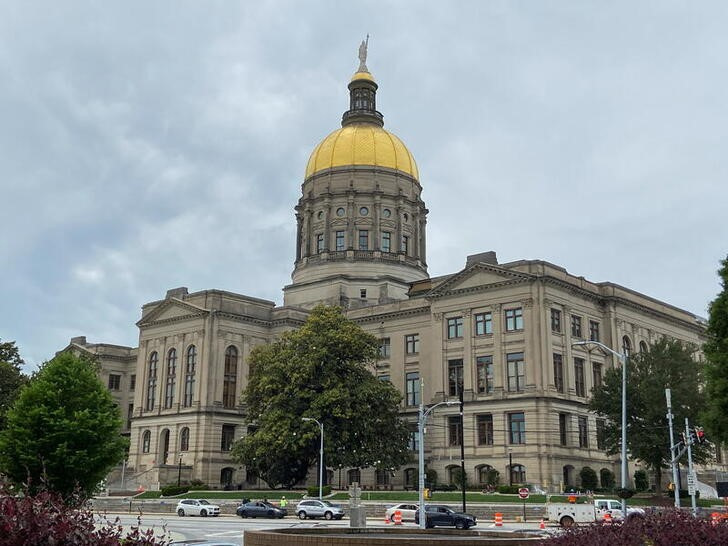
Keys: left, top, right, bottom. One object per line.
{"left": 350, "top": 305, "right": 431, "bottom": 325}
{"left": 427, "top": 278, "right": 532, "bottom": 301}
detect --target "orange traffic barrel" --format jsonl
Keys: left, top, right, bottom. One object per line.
{"left": 495, "top": 512, "right": 503, "bottom": 526}
{"left": 393, "top": 510, "right": 403, "bottom": 525}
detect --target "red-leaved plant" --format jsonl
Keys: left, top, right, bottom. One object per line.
{"left": 541, "top": 509, "right": 728, "bottom": 546}
{"left": 0, "top": 485, "right": 171, "bottom": 546}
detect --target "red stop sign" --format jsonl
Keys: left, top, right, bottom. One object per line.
{"left": 518, "top": 487, "right": 530, "bottom": 499}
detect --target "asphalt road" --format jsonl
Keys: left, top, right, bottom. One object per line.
{"left": 96, "top": 513, "right": 555, "bottom": 545}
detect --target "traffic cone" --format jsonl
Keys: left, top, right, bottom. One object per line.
{"left": 384, "top": 513, "right": 390, "bottom": 524}
{"left": 539, "top": 518, "right": 545, "bottom": 530}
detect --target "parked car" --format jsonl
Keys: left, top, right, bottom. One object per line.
{"left": 176, "top": 499, "right": 221, "bottom": 517}
{"left": 295, "top": 499, "right": 345, "bottom": 520}
{"left": 385, "top": 503, "right": 419, "bottom": 522}
{"left": 236, "top": 500, "right": 287, "bottom": 519}
{"left": 414, "top": 504, "right": 476, "bottom": 529}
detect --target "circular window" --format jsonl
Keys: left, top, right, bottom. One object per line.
{"left": 336, "top": 207, "right": 345, "bottom": 217}
{"left": 383, "top": 208, "right": 391, "bottom": 218}
{"left": 317, "top": 211, "right": 323, "bottom": 220}
{"left": 403, "top": 213, "right": 409, "bottom": 222}
{"left": 359, "top": 206, "right": 369, "bottom": 216}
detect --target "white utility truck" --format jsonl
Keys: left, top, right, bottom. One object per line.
{"left": 547, "top": 499, "right": 645, "bottom": 527}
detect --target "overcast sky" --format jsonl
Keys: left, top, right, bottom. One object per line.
{"left": 2, "top": 1, "right": 727, "bottom": 370}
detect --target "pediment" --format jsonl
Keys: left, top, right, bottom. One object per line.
{"left": 429, "top": 264, "right": 533, "bottom": 297}
{"left": 137, "top": 298, "right": 209, "bottom": 327}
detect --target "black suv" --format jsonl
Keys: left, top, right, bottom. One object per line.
{"left": 414, "top": 504, "right": 477, "bottom": 529}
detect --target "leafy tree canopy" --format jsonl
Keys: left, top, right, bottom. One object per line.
{"left": 589, "top": 338, "right": 707, "bottom": 491}
{"left": 0, "top": 339, "right": 27, "bottom": 430}
{"left": 0, "top": 352, "right": 128, "bottom": 499}
{"left": 231, "top": 305, "right": 410, "bottom": 488}
{"left": 702, "top": 255, "right": 728, "bottom": 444}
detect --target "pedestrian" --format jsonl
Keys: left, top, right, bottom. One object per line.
{"left": 280, "top": 496, "right": 288, "bottom": 508}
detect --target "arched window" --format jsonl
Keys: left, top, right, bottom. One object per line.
{"left": 165, "top": 348, "right": 177, "bottom": 409}
{"left": 160, "top": 429, "right": 170, "bottom": 464}
{"left": 510, "top": 464, "right": 526, "bottom": 485}
{"left": 180, "top": 427, "right": 190, "bottom": 451}
{"left": 477, "top": 464, "right": 496, "bottom": 485}
{"left": 404, "top": 468, "right": 417, "bottom": 488}
{"left": 141, "top": 430, "right": 151, "bottom": 453}
{"left": 375, "top": 469, "right": 390, "bottom": 486}
{"left": 146, "top": 352, "right": 158, "bottom": 411}
{"left": 246, "top": 468, "right": 258, "bottom": 485}
{"left": 622, "top": 336, "right": 632, "bottom": 357}
{"left": 223, "top": 346, "right": 238, "bottom": 409}
{"left": 347, "top": 468, "right": 361, "bottom": 485}
{"left": 562, "top": 465, "right": 575, "bottom": 488}
{"left": 220, "top": 467, "right": 235, "bottom": 487}
{"left": 184, "top": 345, "right": 196, "bottom": 407}
{"left": 447, "top": 465, "right": 461, "bottom": 486}
{"left": 639, "top": 341, "right": 648, "bottom": 354}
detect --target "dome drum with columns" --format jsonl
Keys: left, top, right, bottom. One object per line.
{"left": 283, "top": 58, "right": 429, "bottom": 310}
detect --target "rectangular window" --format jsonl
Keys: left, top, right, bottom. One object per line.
{"left": 476, "top": 355, "right": 494, "bottom": 394}
{"left": 360, "top": 289, "right": 367, "bottom": 299}
{"left": 316, "top": 233, "right": 324, "bottom": 253}
{"left": 130, "top": 374, "right": 136, "bottom": 391}
{"left": 578, "top": 416, "right": 589, "bottom": 448}
{"left": 509, "top": 412, "right": 526, "bottom": 444}
{"left": 409, "top": 429, "right": 419, "bottom": 451}
{"left": 221, "top": 424, "right": 235, "bottom": 451}
{"left": 401, "top": 235, "right": 409, "bottom": 254}
{"left": 596, "top": 419, "right": 606, "bottom": 450}
{"left": 335, "top": 230, "right": 345, "bottom": 251}
{"left": 448, "top": 359, "right": 464, "bottom": 396}
{"left": 505, "top": 308, "right": 524, "bottom": 331}
{"left": 571, "top": 315, "right": 582, "bottom": 338}
{"left": 405, "top": 334, "right": 419, "bottom": 354}
{"left": 448, "top": 415, "right": 462, "bottom": 446}
{"left": 381, "top": 231, "right": 391, "bottom": 252}
{"left": 447, "top": 316, "right": 464, "bottom": 339}
{"left": 127, "top": 403, "right": 133, "bottom": 430}
{"left": 379, "top": 338, "right": 391, "bottom": 358}
{"left": 559, "top": 413, "right": 568, "bottom": 446}
{"left": 406, "top": 372, "right": 420, "bottom": 406}
{"left": 378, "top": 374, "right": 390, "bottom": 382}
{"left": 592, "top": 362, "right": 602, "bottom": 390}
{"left": 358, "top": 230, "right": 369, "bottom": 250}
{"left": 589, "top": 320, "right": 600, "bottom": 342}
{"left": 474, "top": 312, "right": 492, "bottom": 335}
{"left": 108, "top": 374, "right": 121, "bottom": 391}
{"left": 477, "top": 414, "right": 494, "bottom": 445}
{"left": 553, "top": 353, "right": 564, "bottom": 393}
{"left": 551, "top": 309, "right": 562, "bottom": 333}
{"left": 574, "top": 358, "right": 585, "bottom": 397}
{"left": 507, "top": 352, "right": 525, "bottom": 392}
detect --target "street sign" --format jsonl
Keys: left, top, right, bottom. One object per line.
{"left": 518, "top": 487, "right": 530, "bottom": 499}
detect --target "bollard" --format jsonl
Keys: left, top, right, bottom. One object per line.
{"left": 494, "top": 512, "right": 503, "bottom": 527}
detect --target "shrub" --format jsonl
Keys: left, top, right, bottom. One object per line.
{"left": 188, "top": 483, "right": 209, "bottom": 491}
{"left": 600, "top": 468, "right": 615, "bottom": 490}
{"left": 306, "top": 484, "right": 332, "bottom": 497}
{"left": 0, "top": 486, "right": 171, "bottom": 545}
{"left": 634, "top": 469, "right": 649, "bottom": 492}
{"left": 496, "top": 485, "right": 521, "bottom": 494}
{"left": 540, "top": 509, "right": 728, "bottom": 545}
{"left": 616, "top": 487, "right": 635, "bottom": 499}
{"left": 425, "top": 468, "right": 438, "bottom": 487}
{"left": 160, "top": 484, "right": 189, "bottom": 497}
{"left": 579, "top": 467, "right": 598, "bottom": 491}
{"left": 484, "top": 468, "right": 500, "bottom": 486}
{"left": 450, "top": 467, "right": 468, "bottom": 488}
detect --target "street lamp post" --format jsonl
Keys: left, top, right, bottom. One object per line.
{"left": 418, "top": 398, "right": 458, "bottom": 530}
{"left": 302, "top": 417, "right": 324, "bottom": 500}
{"left": 572, "top": 340, "right": 628, "bottom": 515}
{"left": 508, "top": 448, "right": 513, "bottom": 486}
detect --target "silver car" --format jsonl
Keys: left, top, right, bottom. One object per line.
{"left": 176, "top": 499, "right": 221, "bottom": 517}
{"left": 295, "top": 499, "right": 345, "bottom": 520}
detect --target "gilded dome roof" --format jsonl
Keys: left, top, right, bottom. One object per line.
{"left": 305, "top": 123, "right": 419, "bottom": 180}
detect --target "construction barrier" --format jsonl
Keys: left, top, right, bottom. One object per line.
{"left": 539, "top": 518, "right": 545, "bottom": 530}
{"left": 494, "top": 513, "right": 503, "bottom": 527}
{"left": 711, "top": 512, "right": 721, "bottom": 526}
{"left": 393, "top": 510, "right": 402, "bottom": 525}
{"left": 384, "top": 513, "right": 390, "bottom": 524}
{"left": 603, "top": 512, "right": 612, "bottom": 524}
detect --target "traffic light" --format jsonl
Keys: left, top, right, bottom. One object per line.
{"left": 688, "top": 428, "right": 697, "bottom": 445}
{"left": 695, "top": 426, "right": 706, "bottom": 444}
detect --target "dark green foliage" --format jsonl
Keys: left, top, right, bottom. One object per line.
{"left": 484, "top": 468, "right": 500, "bottom": 486}
{"left": 579, "top": 467, "right": 598, "bottom": 490}
{"left": 497, "top": 485, "right": 522, "bottom": 494}
{"left": 306, "top": 484, "right": 332, "bottom": 497}
{"left": 0, "top": 339, "right": 27, "bottom": 430}
{"left": 0, "top": 352, "right": 128, "bottom": 499}
{"left": 231, "top": 306, "right": 410, "bottom": 488}
{"left": 425, "top": 468, "right": 438, "bottom": 487}
{"left": 634, "top": 469, "right": 649, "bottom": 492}
{"left": 589, "top": 338, "right": 707, "bottom": 492}
{"left": 600, "top": 468, "right": 615, "bottom": 489}
{"left": 160, "top": 484, "right": 189, "bottom": 496}
{"left": 703, "top": 256, "right": 728, "bottom": 444}
{"left": 540, "top": 510, "right": 728, "bottom": 545}
{"left": 450, "top": 467, "right": 467, "bottom": 488}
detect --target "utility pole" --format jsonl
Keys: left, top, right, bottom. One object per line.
{"left": 685, "top": 418, "right": 697, "bottom": 515}
{"left": 459, "top": 385, "right": 466, "bottom": 513}
{"left": 665, "top": 389, "right": 680, "bottom": 508}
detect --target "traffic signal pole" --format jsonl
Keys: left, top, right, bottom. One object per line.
{"left": 685, "top": 418, "right": 697, "bottom": 515}
{"left": 665, "top": 389, "right": 680, "bottom": 508}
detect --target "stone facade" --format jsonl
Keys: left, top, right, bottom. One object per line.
{"left": 66, "top": 57, "right": 724, "bottom": 493}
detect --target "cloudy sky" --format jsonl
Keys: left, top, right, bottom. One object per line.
{"left": 2, "top": 1, "right": 727, "bottom": 370}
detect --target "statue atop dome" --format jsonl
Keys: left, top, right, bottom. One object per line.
{"left": 358, "top": 34, "right": 369, "bottom": 72}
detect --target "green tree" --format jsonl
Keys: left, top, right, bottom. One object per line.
{"left": 579, "top": 466, "right": 598, "bottom": 491}
{"left": 0, "top": 339, "right": 27, "bottom": 430}
{"left": 599, "top": 468, "right": 615, "bottom": 490}
{"left": 589, "top": 338, "right": 707, "bottom": 493}
{"left": 231, "top": 306, "right": 410, "bottom": 488}
{"left": 703, "top": 256, "right": 728, "bottom": 444}
{"left": 0, "top": 352, "right": 128, "bottom": 499}
{"left": 634, "top": 469, "right": 649, "bottom": 492}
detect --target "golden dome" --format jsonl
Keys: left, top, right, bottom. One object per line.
{"left": 305, "top": 123, "right": 419, "bottom": 180}
{"left": 351, "top": 70, "right": 375, "bottom": 83}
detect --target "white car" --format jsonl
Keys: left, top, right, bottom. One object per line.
{"left": 176, "top": 499, "right": 221, "bottom": 517}
{"left": 385, "top": 503, "right": 419, "bottom": 522}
